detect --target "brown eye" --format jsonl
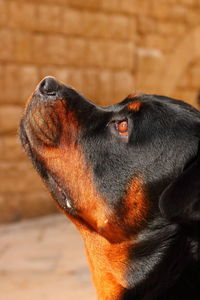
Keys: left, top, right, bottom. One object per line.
{"left": 116, "top": 120, "right": 128, "bottom": 136}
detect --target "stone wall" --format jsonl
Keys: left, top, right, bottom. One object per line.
{"left": 1, "top": 0, "right": 200, "bottom": 223}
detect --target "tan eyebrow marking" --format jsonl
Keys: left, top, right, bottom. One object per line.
{"left": 127, "top": 101, "right": 142, "bottom": 112}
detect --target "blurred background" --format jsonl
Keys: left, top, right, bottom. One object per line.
{"left": 0, "top": 0, "right": 200, "bottom": 299}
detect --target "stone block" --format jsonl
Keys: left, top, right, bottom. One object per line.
{"left": 0, "top": 64, "right": 4, "bottom": 99}
{"left": 85, "top": 40, "right": 106, "bottom": 68}
{"left": 0, "top": 136, "right": 24, "bottom": 162}
{"left": 77, "top": 12, "right": 132, "bottom": 40}
{"left": 40, "top": 36, "right": 86, "bottom": 67}
{"left": 0, "top": 161, "right": 44, "bottom": 194}
{"left": 14, "top": 32, "right": 33, "bottom": 63}
{"left": 32, "top": 34, "right": 49, "bottom": 64}
{"left": 81, "top": 69, "right": 99, "bottom": 101}
{"left": 62, "top": 9, "right": 84, "bottom": 36}
{"left": 37, "top": 4, "right": 62, "bottom": 32}
{"left": 0, "top": 0, "right": 7, "bottom": 27}
{"left": 128, "top": 18, "right": 137, "bottom": 41}
{"left": 45, "top": 35, "right": 67, "bottom": 65}
{"left": 3, "top": 65, "right": 38, "bottom": 104}
{"left": 65, "top": 38, "right": 86, "bottom": 67}
{"left": 102, "top": 0, "right": 120, "bottom": 12}
{"left": 68, "top": 0, "right": 102, "bottom": 10}
{"left": 8, "top": 1, "right": 37, "bottom": 30}
{"left": 96, "top": 71, "right": 114, "bottom": 105}
{"left": 158, "top": 22, "right": 186, "bottom": 36}
{"left": 136, "top": 0, "right": 151, "bottom": 16}
{"left": 169, "top": 4, "right": 188, "bottom": 21}
{"left": 105, "top": 41, "right": 135, "bottom": 69}
{"left": 33, "top": 0, "right": 68, "bottom": 3}
{"left": 86, "top": 41, "right": 134, "bottom": 69}
{"left": 108, "top": 15, "right": 131, "bottom": 40}
{"left": 0, "top": 30, "right": 14, "bottom": 61}
{"left": 67, "top": 69, "right": 85, "bottom": 93}
{"left": 180, "top": 0, "right": 196, "bottom": 6}
{"left": 138, "top": 16, "right": 157, "bottom": 34}
{"left": 150, "top": 2, "right": 187, "bottom": 21}
{"left": 191, "top": 65, "right": 200, "bottom": 88}
{"left": 34, "top": 34, "right": 86, "bottom": 67}
{"left": 83, "top": 12, "right": 110, "bottom": 38}
{"left": 0, "top": 190, "right": 55, "bottom": 223}
{"left": 143, "top": 34, "right": 176, "bottom": 53}
{"left": 185, "top": 9, "right": 200, "bottom": 25}
{"left": 113, "top": 71, "right": 134, "bottom": 102}
{"left": 177, "top": 72, "right": 191, "bottom": 88}
{"left": 149, "top": 1, "right": 170, "bottom": 19}
{"left": 0, "top": 105, "right": 22, "bottom": 134}
{"left": 18, "top": 66, "right": 39, "bottom": 103}
{"left": 135, "top": 47, "right": 164, "bottom": 92}
{"left": 4, "top": 65, "right": 17, "bottom": 103}
{"left": 120, "top": 0, "right": 140, "bottom": 14}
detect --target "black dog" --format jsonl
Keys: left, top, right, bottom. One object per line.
{"left": 20, "top": 77, "right": 200, "bottom": 300}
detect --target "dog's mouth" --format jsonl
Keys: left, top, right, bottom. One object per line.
{"left": 20, "top": 120, "right": 76, "bottom": 215}
{"left": 47, "top": 172, "right": 76, "bottom": 214}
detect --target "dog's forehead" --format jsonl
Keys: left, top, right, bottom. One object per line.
{"left": 99, "top": 94, "right": 179, "bottom": 116}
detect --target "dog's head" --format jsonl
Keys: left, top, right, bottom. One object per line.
{"left": 20, "top": 77, "right": 200, "bottom": 243}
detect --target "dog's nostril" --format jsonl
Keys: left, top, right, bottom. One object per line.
{"left": 39, "top": 77, "right": 59, "bottom": 96}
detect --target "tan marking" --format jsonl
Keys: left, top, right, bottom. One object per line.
{"left": 128, "top": 101, "right": 141, "bottom": 112}
{"left": 82, "top": 177, "right": 148, "bottom": 299}
{"left": 123, "top": 177, "right": 149, "bottom": 230}
{"left": 83, "top": 230, "right": 133, "bottom": 300}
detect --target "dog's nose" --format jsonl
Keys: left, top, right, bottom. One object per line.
{"left": 39, "top": 77, "right": 59, "bottom": 96}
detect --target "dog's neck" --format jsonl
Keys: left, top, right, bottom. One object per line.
{"left": 79, "top": 218, "right": 198, "bottom": 300}
{"left": 81, "top": 228, "right": 134, "bottom": 300}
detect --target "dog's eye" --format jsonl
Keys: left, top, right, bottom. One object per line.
{"left": 116, "top": 120, "right": 128, "bottom": 136}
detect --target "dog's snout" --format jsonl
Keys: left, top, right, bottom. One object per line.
{"left": 39, "top": 77, "right": 59, "bottom": 96}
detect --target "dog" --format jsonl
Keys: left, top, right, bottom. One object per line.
{"left": 20, "top": 77, "right": 200, "bottom": 300}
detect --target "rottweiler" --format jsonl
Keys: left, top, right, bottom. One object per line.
{"left": 20, "top": 77, "right": 200, "bottom": 300}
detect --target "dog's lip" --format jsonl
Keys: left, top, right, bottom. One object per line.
{"left": 19, "top": 119, "right": 34, "bottom": 156}
{"left": 47, "top": 172, "right": 76, "bottom": 213}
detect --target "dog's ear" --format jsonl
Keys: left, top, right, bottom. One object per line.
{"left": 159, "top": 143, "right": 200, "bottom": 224}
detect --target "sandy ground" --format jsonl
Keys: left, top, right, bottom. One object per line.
{"left": 0, "top": 214, "right": 96, "bottom": 300}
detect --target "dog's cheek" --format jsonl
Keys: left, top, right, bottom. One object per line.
{"left": 39, "top": 141, "right": 111, "bottom": 231}
{"left": 123, "top": 177, "right": 150, "bottom": 230}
